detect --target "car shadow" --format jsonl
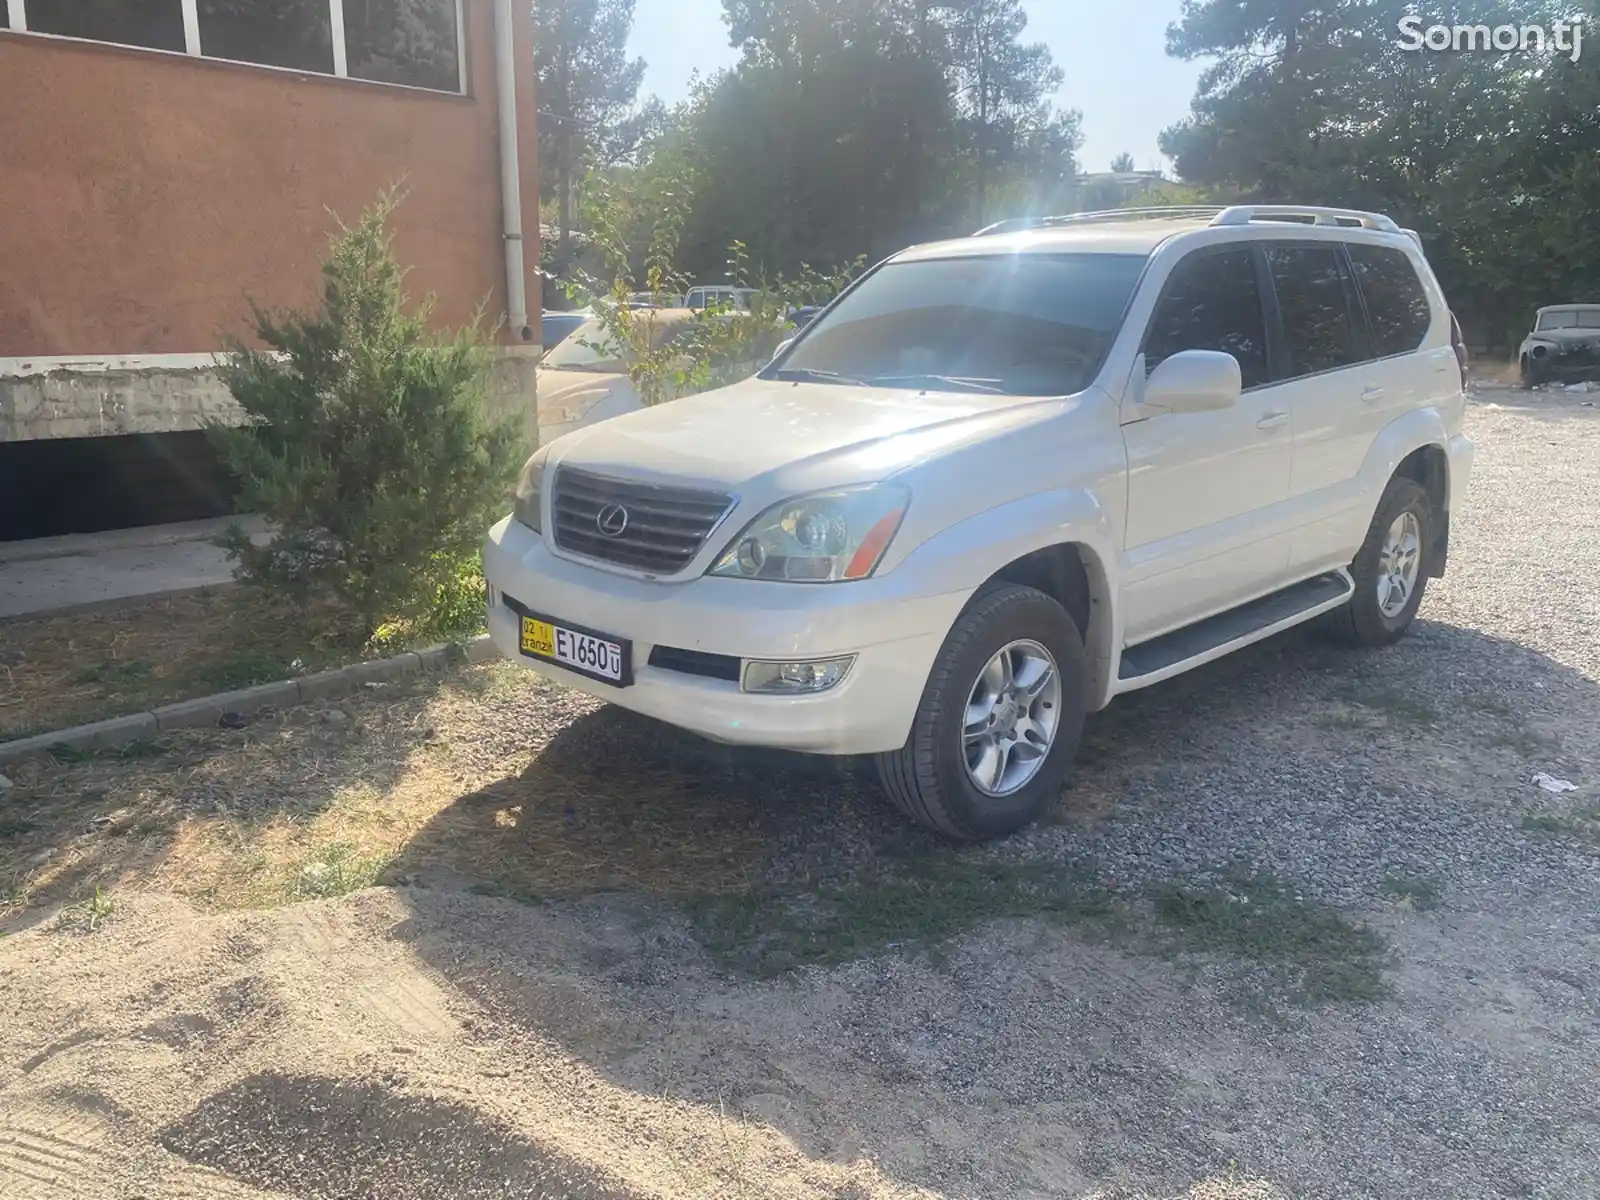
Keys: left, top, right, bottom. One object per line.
{"left": 379, "top": 614, "right": 1599, "bottom": 1198}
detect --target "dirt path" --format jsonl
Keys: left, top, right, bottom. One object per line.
{"left": 2, "top": 394, "right": 1597, "bottom": 1199}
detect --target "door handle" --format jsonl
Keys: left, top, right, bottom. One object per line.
{"left": 1361, "top": 386, "right": 1385, "bottom": 403}
{"left": 1256, "top": 411, "right": 1289, "bottom": 430}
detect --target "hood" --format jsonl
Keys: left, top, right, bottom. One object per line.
{"left": 544, "top": 376, "right": 1061, "bottom": 494}
{"left": 1525, "top": 328, "right": 1600, "bottom": 347}
{"left": 536, "top": 365, "right": 629, "bottom": 427}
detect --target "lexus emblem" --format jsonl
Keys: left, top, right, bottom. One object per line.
{"left": 595, "top": 503, "right": 630, "bottom": 538}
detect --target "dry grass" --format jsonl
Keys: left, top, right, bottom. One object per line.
{"left": 0, "top": 588, "right": 370, "bottom": 739}
{"left": 0, "top": 663, "right": 769, "bottom": 921}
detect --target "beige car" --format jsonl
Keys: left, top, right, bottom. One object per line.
{"left": 536, "top": 309, "right": 780, "bottom": 442}
{"left": 536, "top": 310, "right": 699, "bottom": 443}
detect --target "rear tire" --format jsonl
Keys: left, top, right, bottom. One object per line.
{"left": 876, "top": 584, "right": 1086, "bottom": 841}
{"left": 1328, "top": 477, "right": 1432, "bottom": 646}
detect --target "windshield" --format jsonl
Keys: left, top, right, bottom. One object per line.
{"left": 770, "top": 252, "right": 1148, "bottom": 395}
{"left": 1534, "top": 310, "right": 1600, "bottom": 330}
{"left": 540, "top": 315, "right": 692, "bottom": 371}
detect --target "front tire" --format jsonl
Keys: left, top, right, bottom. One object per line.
{"left": 1329, "top": 477, "right": 1432, "bottom": 646}
{"left": 876, "top": 583, "right": 1086, "bottom": 841}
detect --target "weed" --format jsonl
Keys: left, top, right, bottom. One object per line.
{"left": 1153, "top": 873, "right": 1388, "bottom": 1004}
{"left": 1343, "top": 686, "right": 1439, "bottom": 726}
{"left": 1382, "top": 872, "right": 1443, "bottom": 911}
{"left": 189, "top": 645, "right": 298, "bottom": 692}
{"left": 688, "top": 855, "right": 1114, "bottom": 978}
{"left": 1487, "top": 727, "right": 1558, "bottom": 757}
{"left": 72, "top": 660, "right": 153, "bottom": 687}
{"left": 114, "top": 738, "right": 168, "bottom": 760}
{"left": 287, "top": 840, "right": 392, "bottom": 901}
{"left": 58, "top": 887, "right": 117, "bottom": 933}
{"left": 0, "top": 817, "right": 38, "bottom": 840}
{"left": 1522, "top": 811, "right": 1600, "bottom": 844}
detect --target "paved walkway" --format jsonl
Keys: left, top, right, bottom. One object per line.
{"left": 0, "top": 516, "right": 267, "bottom": 620}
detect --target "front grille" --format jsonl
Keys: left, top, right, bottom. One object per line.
{"left": 648, "top": 645, "right": 743, "bottom": 682}
{"left": 551, "top": 467, "right": 734, "bottom": 574}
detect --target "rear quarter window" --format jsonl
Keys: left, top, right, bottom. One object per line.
{"left": 1347, "top": 244, "right": 1432, "bottom": 357}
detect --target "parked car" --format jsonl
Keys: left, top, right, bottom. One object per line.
{"left": 489, "top": 205, "right": 1474, "bottom": 841}
{"left": 627, "top": 290, "right": 685, "bottom": 309}
{"left": 539, "top": 310, "right": 590, "bottom": 357}
{"left": 536, "top": 309, "right": 774, "bottom": 442}
{"left": 685, "top": 285, "right": 754, "bottom": 312}
{"left": 1518, "top": 304, "right": 1600, "bottom": 384}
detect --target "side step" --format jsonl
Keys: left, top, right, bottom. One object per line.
{"left": 1117, "top": 571, "right": 1354, "bottom": 684}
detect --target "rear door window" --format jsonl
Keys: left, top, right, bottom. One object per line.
{"left": 1347, "top": 243, "right": 1432, "bottom": 357}
{"left": 1265, "top": 245, "right": 1362, "bottom": 378}
{"left": 1142, "top": 248, "right": 1270, "bottom": 389}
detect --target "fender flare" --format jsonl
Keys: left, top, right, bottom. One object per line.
{"left": 886, "top": 486, "right": 1122, "bottom": 708}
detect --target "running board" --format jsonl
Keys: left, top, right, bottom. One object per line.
{"left": 1116, "top": 571, "right": 1354, "bottom": 689}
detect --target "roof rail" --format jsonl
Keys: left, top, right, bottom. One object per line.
{"left": 1210, "top": 205, "right": 1403, "bottom": 233}
{"left": 972, "top": 207, "right": 1226, "bottom": 236}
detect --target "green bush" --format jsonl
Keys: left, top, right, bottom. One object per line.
{"left": 208, "top": 188, "right": 522, "bottom": 645}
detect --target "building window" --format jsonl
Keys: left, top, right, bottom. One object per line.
{"left": 344, "top": 0, "right": 460, "bottom": 92}
{"left": 21, "top": 0, "right": 186, "bottom": 52}
{"left": 197, "top": 0, "right": 333, "bottom": 74}
{"left": 5, "top": 0, "right": 464, "bottom": 94}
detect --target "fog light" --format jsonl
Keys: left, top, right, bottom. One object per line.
{"left": 742, "top": 656, "right": 855, "bottom": 694}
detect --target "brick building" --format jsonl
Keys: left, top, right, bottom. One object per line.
{"left": 0, "top": 0, "right": 541, "bottom": 539}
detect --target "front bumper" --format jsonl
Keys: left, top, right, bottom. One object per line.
{"left": 481, "top": 516, "right": 967, "bottom": 755}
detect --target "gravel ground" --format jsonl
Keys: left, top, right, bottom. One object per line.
{"left": 1, "top": 391, "right": 1597, "bottom": 1200}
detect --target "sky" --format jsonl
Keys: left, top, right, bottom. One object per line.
{"left": 627, "top": 0, "right": 1209, "bottom": 175}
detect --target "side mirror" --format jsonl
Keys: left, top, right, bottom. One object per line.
{"left": 1142, "top": 349, "right": 1242, "bottom": 413}
{"left": 773, "top": 338, "right": 795, "bottom": 359}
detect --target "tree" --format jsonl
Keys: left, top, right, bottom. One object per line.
{"left": 1158, "top": 0, "right": 1598, "bottom": 349}
{"left": 208, "top": 191, "right": 521, "bottom": 644}
{"left": 1109, "top": 151, "right": 1136, "bottom": 173}
{"left": 532, "top": 0, "right": 648, "bottom": 270}
{"left": 946, "top": 0, "right": 1079, "bottom": 224}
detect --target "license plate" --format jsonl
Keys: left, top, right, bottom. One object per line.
{"left": 518, "top": 611, "right": 630, "bottom": 685}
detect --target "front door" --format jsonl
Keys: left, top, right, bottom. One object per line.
{"left": 1120, "top": 246, "right": 1296, "bottom": 645}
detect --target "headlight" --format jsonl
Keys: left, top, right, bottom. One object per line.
{"left": 512, "top": 449, "right": 549, "bottom": 533}
{"left": 708, "top": 484, "right": 910, "bottom": 582}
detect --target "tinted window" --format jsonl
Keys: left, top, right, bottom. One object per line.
{"left": 344, "top": 0, "right": 460, "bottom": 92}
{"left": 26, "top": 0, "right": 186, "bottom": 51}
{"left": 779, "top": 253, "right": 1148, "bottom": 396}
{"left": 1143, "top": 249, "right": 1269, "bottom": 389}
{"left": 197, "top": 0, "right": 334, "bottom": 73}
{"left": 1347, "top": 244, "right": 1431, "bottom": 357}
{"left": 1266, "top": 245, "right": 1360, "bottom": 377}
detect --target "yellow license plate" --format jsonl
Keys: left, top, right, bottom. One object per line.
{"left": 517, "top": 612, "right": 629, "bottom": 684}
{"left": 520, "top": 617, "right": 556, "bottom": 658}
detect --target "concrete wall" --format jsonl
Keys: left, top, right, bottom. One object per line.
{"left": 0, "top": 0, "right": 540, "bottom": 443}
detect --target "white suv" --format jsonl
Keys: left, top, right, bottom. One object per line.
{"left": 484, "top": 205, "right": 1475, "bottom": 841}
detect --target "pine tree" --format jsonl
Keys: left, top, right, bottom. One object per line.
{"left": 209, "top": 189, "right": 522, "bottom": 644}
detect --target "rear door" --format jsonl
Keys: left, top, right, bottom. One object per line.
{"left": 1280, "top": 239, "right": 1437, "bottom": 569}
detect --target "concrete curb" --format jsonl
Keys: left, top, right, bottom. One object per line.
{"left": 0, "top": 633, "right": 500, "bottom": 766}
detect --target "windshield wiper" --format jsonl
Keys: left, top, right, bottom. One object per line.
{"left": 864, "top": 374, "right": 1008, "bottom": 395}
{"left": 771, "top": 366, "right": 868, "bottom": 386}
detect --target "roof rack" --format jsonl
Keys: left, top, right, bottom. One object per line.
{"left": 973, "top": 204, "right": 1412, "bottom": 239}
{"left": 1210, "top": 205, "right": 1403, "bottom": 233}
{"left": 972, "top": 207, "right": 1226, "bottom": 236}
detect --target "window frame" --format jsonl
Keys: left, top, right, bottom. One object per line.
{"left": 1137, "top": 242, "right": 1276, "bottom": 394}
{"left": 2, "top": 0, "right": 467, "bottom": 96}
{"left": 761, "top": 249, "right": 1155, "bottom": 396}
{"left": 1258, "top": 239, "right": 1372, "bottom": 384}
{"left": 1344, "top": 241, "right": 1433, "bottom": 363}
